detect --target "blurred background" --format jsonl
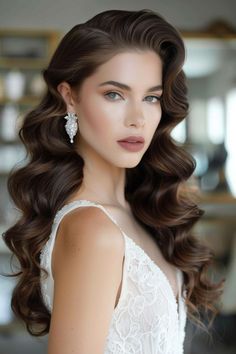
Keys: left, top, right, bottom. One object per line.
{"left": 0, "top": 0, "right": 236, "bottom": 353}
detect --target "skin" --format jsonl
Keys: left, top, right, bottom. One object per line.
{"left": 57, "top": 50, "right": 163, "bottom": 209}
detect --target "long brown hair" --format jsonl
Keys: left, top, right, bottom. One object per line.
{"left": 2, "top": 8, "right": 223, "bottom": 336}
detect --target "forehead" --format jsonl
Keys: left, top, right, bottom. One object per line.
{"left": 77, "top": 50, "right": 163, "bottom": 97}
{"left": 95, "top": 50, "right": 162, "bottom": 78}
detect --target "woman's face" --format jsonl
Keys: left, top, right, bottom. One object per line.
{"left": 74, "top": 50, "right": 163, "bottom": 168}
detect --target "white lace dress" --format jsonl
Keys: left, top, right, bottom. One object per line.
{"left": 40, "top": 199, "right": 187, "bottom": 354}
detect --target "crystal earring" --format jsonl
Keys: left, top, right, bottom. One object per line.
{"left": 64, "top": 112, "right": 78, "bottom": 143}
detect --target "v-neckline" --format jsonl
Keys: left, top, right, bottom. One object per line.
{"left": 57, "top": 198, "right": 182, "bottom": 315}
{"left": 121, "top": 231, "right": 183, "bottom": 323}
{"left": 120, "top": 230, "right": 180, "bottom": 301}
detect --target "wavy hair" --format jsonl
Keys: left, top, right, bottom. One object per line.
{"left": 2, "top": 9, "right": 224, "bottom": 336}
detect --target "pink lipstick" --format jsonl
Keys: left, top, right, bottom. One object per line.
{"left": 117, "top": 136, "right": 145, "bottom": 152}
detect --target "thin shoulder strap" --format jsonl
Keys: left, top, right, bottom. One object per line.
{"left": 53, "top": 199, "right": 124, "bottom": 234}
{"left": 41, "top": 199, "right": 127, "bottom": 279}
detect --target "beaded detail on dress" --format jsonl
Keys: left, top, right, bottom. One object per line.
{"left": 40, "top": 199, "right": 187, "bottom": 354}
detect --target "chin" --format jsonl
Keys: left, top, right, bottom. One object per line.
{"left": 118, "top": 157, "right": 143, "bottom": 169}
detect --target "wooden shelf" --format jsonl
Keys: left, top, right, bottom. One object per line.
{"left": 0, "top": 58, "right": 49, "bottom": 69}
{"left": 0, "top": 28, "right": 60, "bottom": 59}
{"left": 198, "top": 192, "right": 236, "bottom": 204}
{"left": 0, "top": 95, "right": 42, "bottom": 105}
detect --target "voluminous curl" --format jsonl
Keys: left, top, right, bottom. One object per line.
{"left": 2, "top": 8, "right": 224, "bottom": 336}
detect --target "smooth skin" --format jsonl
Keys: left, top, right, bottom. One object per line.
{"left": 48, "top": 50, "right": 163, "bottom": 354}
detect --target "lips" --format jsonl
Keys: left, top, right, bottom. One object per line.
{"left": 118, "top": 136, "right": 145, "bottom": 143}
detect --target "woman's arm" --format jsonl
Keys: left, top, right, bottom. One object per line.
{"left": 48, "top": 207, "right": 125, "bottom": 354}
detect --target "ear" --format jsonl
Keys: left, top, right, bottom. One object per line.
{"left": 57, "top": 81, "right": 76, "bottom": 112}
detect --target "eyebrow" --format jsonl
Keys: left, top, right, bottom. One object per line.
{"left": 98, "top": 80, "right": 163, "bottom": 92}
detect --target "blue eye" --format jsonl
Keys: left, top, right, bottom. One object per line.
{"left": 104, "top": 91, "right": 122, "bottom": 100}
{"left": 104, "top": 91, "right": 161, "bottom": 103}
{"left": 145, "top": 95, "right": 161, "bottom": 103}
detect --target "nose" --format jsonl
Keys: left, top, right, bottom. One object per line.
{"left": 125, "top": 102, "right": 145, "bottom": 128}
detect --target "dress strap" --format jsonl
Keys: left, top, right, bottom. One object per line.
{"left": 41, "top": 199, "right": 127, "bottom": 280}
{"left": 53, "top": 199, "right": 125, "bottom": 235}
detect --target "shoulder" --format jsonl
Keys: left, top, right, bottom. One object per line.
{"left": 48, "top": 205, "right": 126, "bottom": 353}
{"left": 52, "top": 205, "right": 125, "bottom": 276}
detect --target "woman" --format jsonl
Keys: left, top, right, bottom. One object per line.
{"left": 3, "top": 8, "right": 223, "bottom": 354}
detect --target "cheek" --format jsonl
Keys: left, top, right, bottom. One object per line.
{"left": 152, "top": 107, "right": 162, "bottom": 126}
{"left": 80, "top": 100, "right": 114, "bottom": 137}
{"left": 149, "top": 109, "right": 162, "bottom": 135}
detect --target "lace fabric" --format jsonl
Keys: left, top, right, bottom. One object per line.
{"left": 40, "top": 199, "right": 187, "bottom": 353}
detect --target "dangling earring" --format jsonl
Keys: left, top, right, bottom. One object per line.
{"left": 64, "top": 112, "right": 78, "bottom": 143}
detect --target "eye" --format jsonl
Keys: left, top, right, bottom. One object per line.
{"left": 104, "top": 91, "right": 122, "bottom": 100}
{"left": 145, "top": 95, "right": 161, "bottom": 103}
{"left": 104, "top": 91, "right": 161, "bottom": 103}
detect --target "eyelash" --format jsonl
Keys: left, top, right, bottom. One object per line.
{"left": 104, "top": 91, "right": 161, "bottom": 103}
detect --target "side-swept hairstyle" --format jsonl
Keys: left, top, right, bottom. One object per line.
{"left": 3, "top": 9, "right": 223, "bottom": 336}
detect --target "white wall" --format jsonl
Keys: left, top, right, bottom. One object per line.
{"left": 0, "top": 0, "right": 236, "bottom": 33}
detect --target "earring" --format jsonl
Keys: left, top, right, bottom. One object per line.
{"left": 64, "top": 112, "right": 78, "bottom": 143}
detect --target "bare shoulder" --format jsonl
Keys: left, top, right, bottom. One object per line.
{"left": 53, "top": 205, "right": 125, "bottom": 270}
{"left": 48, "top": 206, "right": 125, "bottom": 354}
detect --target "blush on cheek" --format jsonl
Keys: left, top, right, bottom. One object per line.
{"left": 82, "top": 106, "right": 109, "bottom": 137}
